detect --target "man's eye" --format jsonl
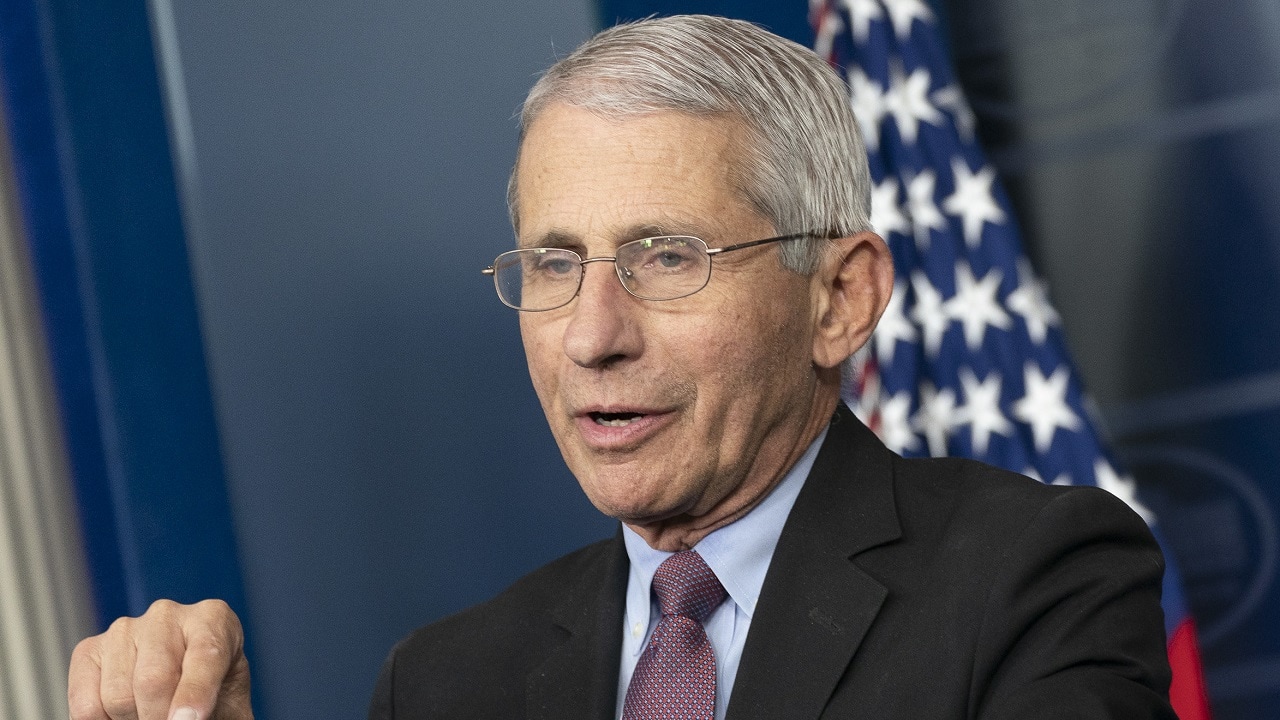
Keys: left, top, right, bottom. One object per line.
{"left": 656, "top": 251, "right": 688, "bottom": 268}
{"left": 638, "top": 247, "right": 697, "bottom": 271}
{"left": 533, "top": 257, "right": 577, "bottom": 275}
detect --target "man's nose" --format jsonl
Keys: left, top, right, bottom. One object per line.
{"left": 562, "top": 260, "right": 643, "bottom": 369}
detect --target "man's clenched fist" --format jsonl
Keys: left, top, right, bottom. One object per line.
{"left": 68, "top": 599, "right": 253, "bottom": 720}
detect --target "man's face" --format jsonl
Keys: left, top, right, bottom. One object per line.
{"left": 515, "top": 104, "right": 833, "bottom": 541}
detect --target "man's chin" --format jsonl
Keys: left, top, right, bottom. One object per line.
{"left": 580, "top": 485, "right": 697, "bottom": 527}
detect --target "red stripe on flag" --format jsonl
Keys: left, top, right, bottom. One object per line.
{"left": 1168, "top": 618, "right": 1212, "bottom": 720}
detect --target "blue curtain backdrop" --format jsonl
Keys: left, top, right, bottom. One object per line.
{"left": 0, "top": 0, "right": 250, "bottom": 681}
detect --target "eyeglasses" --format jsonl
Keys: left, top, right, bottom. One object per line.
{"left": 482, "top": 232, "right": 821, "bottom": 312}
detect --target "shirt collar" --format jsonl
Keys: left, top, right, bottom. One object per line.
{"left": 622, "top": 428, "right": 827, "bottom": 637}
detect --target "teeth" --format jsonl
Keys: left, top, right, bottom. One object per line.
{"left": 592, "top": 412, "right": 642, "bottom": 427}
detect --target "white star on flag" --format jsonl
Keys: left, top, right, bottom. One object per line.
{"left": 913, "top": 382, "right": 959, "bottom": 456}
{"left": 885, "top": 62, "right": 943, "bottom": 145}
{"left": 870, "top": 177, "right": 909, "bottom": 238}
{"left": 1011, "top": 362, "right": 1081, "bottom": 452}
{"left": 956, "top": 368, "right": 1013, "bottom": 456}
{"left": 909, "top": 270, "right": 949, "bottom": 357}
{"left": 905, "top": 170, "right": 946, "bottom": 250}
{"left": 1094, "top": 459, "right": 1155, "bottom": 523}
{"left": 942, "top": 157, "right": 1006, "bottom": 248}
{"left": 944, "top": 263, "right": 1012, "bottom": 351}
{"left": 881, "top": 0, "right": 934, "bottom": 40}
{"left": 1006, "top": 258, "right": 1061, "bottom": 344}
{"left": 839, "top": 0, "right": 884, "bottom": 42}
{"left": 848, "top": 68, "right": 888, "bottom": 147}
{"left": 879, "top": 391, "right": 921, "bottom": 454}
{"left": 875, "top": 281, "right": 917, "bottom": 364}
{"left": 930, "top": 84, "right": 977, "bottom": 141}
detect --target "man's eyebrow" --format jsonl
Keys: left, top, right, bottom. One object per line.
{"left": 521, "top": 230, "right": 579, "bottom": 249}
{"left": 619, "top": 223, "right": 683, "bottom": 242}
{"left": 521, "top": 222, "right": 708, "bottom": 250}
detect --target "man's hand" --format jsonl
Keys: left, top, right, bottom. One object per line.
{"left": 69, "top": 599, "right": 253, "bottom": 720}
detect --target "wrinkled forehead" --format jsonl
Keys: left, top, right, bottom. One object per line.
{"left": 510, "top": 103, "right": 766, "bottom": 238}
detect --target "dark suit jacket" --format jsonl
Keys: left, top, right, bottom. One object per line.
{"left": 369, "top": 405, "right": 1175, "bottom": 719}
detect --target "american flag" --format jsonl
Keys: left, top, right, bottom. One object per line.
{"left": 809, "top": 1, "right": 1211, "bottom": 717}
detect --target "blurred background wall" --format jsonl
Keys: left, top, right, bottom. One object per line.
{"left": 0, "top": 0, "right": 1276, "bottom": 718}
{"left": 157, "top": 1, "right": 609, "bottom": 717}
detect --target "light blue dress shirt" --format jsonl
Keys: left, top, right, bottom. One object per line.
{"left": 615, "top": 429, "right": 827, "bottom": 720}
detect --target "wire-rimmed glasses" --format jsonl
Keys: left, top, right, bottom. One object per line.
{"left": 482, "top": 232, "right": 821, "bottom": 311}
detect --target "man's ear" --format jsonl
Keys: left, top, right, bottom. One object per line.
{"left": 811, "top": 231, "right": 895, "bottom": 369}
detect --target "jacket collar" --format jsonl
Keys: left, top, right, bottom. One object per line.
{"left": 727, "top": 404, "right": 902, "bottom": 720}
{"left": 525, "top": 529, "right": 629, "bottom": 720}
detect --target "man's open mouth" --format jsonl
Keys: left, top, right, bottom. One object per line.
{"left": 589, "top": 411, "right": 644, "bottom": 427}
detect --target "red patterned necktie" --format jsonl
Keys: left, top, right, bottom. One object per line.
{"left": 622, "top": 550, "right": 728, "bottom": 720}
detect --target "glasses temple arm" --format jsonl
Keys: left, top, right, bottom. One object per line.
{"left": 706, "top": 232, "right": 824, "bottom": 256}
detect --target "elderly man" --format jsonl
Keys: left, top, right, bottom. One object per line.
{"left": 69, "top": 15, "right": 1174, "bottom": 720}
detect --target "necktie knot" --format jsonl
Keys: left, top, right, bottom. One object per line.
{"left": 622, "top": 550, "right": 725, "bottom": 720}
{"left": 652, "top": 550, "right": 727, "bottom": 622}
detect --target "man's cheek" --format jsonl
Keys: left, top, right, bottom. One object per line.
{"left": 520, "top": 329, "right": 560, "bottom": 387}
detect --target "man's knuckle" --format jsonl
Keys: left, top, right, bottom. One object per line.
{"left": 106, "top": 616, "right": 133, "bottom": 635}
{"left": 192, "top": 600, "right": 243, "bottom": 646}
{"left": 132, "top": 665, "right": 177, "bottom": 699}
{"left": 67, "top": 693, "right": 101, "bottom": 720}
{"left": 190, "top": 632, "right": 230, "bottom": 660}
{"left": 99, "top": 679, "right": 136, "bottom": 715}
{"left": 195, "top": 598, "right": 240, "bottom": 628}
{"left": 148, "top": 597, "right": 179, "bottom": 620}
{"left": 196, "top": 597, "right": 231, "bottom": 614}
{"left": 70, "top": 636, "right": 99, "bottom": 662}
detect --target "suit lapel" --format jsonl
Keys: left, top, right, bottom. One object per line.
{"left": 727, "top": 405, "right": 902, "bottom": 720}
{"left": 526, "top": 529, "right": 629, "bottom": 720}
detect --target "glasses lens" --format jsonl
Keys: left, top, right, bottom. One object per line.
{"left": 493, "top": 248, "right": 581, "bottom": 310}
{"left": 615, "top": 236, "right": 711, "bottom": 300}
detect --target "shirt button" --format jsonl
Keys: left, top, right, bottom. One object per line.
{"left": 632, "top": 622, "right": 643, "bottom": 638}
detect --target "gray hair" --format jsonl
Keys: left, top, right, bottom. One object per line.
{"left": 508, "top": 14, "right": 872, "bottom": 275}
